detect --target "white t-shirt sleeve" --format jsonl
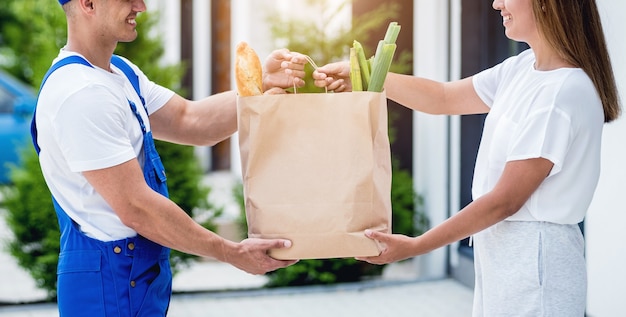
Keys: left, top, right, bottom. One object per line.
{"left": 54, "top": 58, "right": 175, "bottom": 173}
{"left": 55, "top": 83, "right": 138, "bottom": 172}
{"left": 118, "top": 56, "right": 175, "bottom": 115}
{"left": 472, "top": 51, "right": 527, "bottom": 108}
{"left": 507, "top": 105, "right": 572, "bottom": 176}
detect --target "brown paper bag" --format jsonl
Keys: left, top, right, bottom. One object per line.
{"left": 237, "top": 91, "right": 392, "bottom": 260}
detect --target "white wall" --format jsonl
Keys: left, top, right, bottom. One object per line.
{"left": 146, "top": 0, "right": 180, "bottom": 65}
{"left": 230, "top": 0, "right": 278, "bottom": 176}
{"left": 586, "top": 1, "right": 626, "bottom": 315}
{"left": 191, "top": 0, "right": 212, "bottom": 171}
{"left": 412, "top": 0, "right": 452, "bottom": 279}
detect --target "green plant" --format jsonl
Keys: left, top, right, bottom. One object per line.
{"left": 0, "top": 0, "right": 67, "bottom": 86}
{"left": 1, "top": 146, "right": 59, "bottom": 298}
{"left": 233, "top": 182, "right": 248, "bottom": 240}
{"left": 391, "top": 163, "right": 429, "bottom": 237}
{"left": 270, "top": 0, "right": 401, "bottom": 93}
{"left": 0, "top": 3, "right": 218, "bottom": 298}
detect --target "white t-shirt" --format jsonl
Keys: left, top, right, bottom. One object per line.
{"left": 472, "top": 49, "right": 604, "bottom": 224}
{"left": 36, "top": 50, "right": 175, "bottom": 241}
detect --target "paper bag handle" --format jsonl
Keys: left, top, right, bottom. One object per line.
{"left": 294, "top": 55, "right": 328, "bottom": 94}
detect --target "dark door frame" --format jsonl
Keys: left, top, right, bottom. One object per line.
{"left": 453, "top": 0, "right": 527, "bottom": 287}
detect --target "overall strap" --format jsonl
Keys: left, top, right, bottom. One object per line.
{"left": 31, "top": 55, "right": 146, "bottom": 154}
{"left": 32, "top": 56, "right": 93, "bottom": 154}
{"left": 111, "top": 55, "right": 145, "bottom": 106}
{"left": 110, "top": 55, "right": 149, "bottom": 135}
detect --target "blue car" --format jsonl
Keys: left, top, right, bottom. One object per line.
{"left": 0, "top": 70, "right": 37, "bottom": 184}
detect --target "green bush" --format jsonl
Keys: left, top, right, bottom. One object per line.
{"left": 0, "top": 4, "right": 219, "bottom": 299}
{"left": 1, "top": 146, "right": 59, "bottom": 298}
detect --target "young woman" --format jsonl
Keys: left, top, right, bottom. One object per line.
{"left": 312, "top": 0, "right": 620, "bottom": 315}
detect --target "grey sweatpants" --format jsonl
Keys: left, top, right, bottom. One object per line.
{"left": 472, "top": 221, "right": 586, "bottom": 316}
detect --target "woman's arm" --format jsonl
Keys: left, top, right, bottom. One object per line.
{"left": 357, "top": 157, "right": 554, "bottom": 264}
{"left": 385, "top": 73, "right": 489, "bottom": 115}
{"left": 312, "top": 62, "right": 489, "bottom": 115}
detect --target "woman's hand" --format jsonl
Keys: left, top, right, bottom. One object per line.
{"left": 312, "top": 61, "right": 352, "bottom": 92}
{"left": 355, "top": 229, "right": 418, "bottom": 265}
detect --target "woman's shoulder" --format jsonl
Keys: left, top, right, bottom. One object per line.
{"left": 547, "top": 68, "right": 596, "bottom": 101}
{"left": 482, "top": 49, "right": 534, "bottom": 80}
{"left": 545, "top": 69, "right": 603, "bottom": 124}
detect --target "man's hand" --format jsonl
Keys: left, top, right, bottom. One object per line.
{"left": 262, "top": 49, "right": 307, "bottom": 92}
{"left": 224, "top": 238, "right": 298, "bottom": 275}
{"left": 312, "top": 61, "right": 352, "bottom": 92}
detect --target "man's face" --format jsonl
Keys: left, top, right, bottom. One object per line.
{"left": 95, "top": 0, "right": 146, "bottom": 43}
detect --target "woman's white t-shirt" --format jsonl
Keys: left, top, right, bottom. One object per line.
{"left": 36, "top": 50, "right": 175, "bottom": 241}
{"left": 472, "top": 49, "right": 604, "bottom": 224}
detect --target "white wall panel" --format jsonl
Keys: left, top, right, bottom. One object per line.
{"left": 586, "top": 1, "right": 626, "bottom": 315}
{"left": 412, "top": 0, "right": 451, "bottom": 279}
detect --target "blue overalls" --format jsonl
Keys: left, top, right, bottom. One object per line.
{"left": 32, "top": 55, "right": 172, "bottom": 316}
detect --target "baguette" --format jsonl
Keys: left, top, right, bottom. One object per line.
{"left": 235, "top": 42, "right": 263, "bottom": 96}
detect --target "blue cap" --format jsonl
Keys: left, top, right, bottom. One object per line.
{"left": 59, "top": 0, "right": 71, "bottom": 4}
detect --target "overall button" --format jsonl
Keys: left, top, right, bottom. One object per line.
{"left": 113, "top": 246, "right": 122, "bottom": 254}
{"left": 130, "top": 280, "right": 136, "bottom": 288}
{"left": 128, "top": 242, "right": 135, "bottom": 251}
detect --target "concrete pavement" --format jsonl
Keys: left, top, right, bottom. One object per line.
{"left": 0, "top": 271, "right": 473, "bottom": 317}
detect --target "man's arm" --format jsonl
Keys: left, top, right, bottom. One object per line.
{"left": 149, "top": 49, "right": 307, "bottom": 146}
{"left": 149, "top": 91, "right": 237, "bottom": 146}
{"left": 82, "top": 158, "right": 296, "bottom": 274}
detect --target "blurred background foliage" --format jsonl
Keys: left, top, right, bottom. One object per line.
{"left": 270, "top": 0, "right": 412, "bottom": 93}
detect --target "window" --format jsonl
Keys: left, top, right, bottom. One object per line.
{"left": 0, "top": 86, "right": 15, "bottom": 114}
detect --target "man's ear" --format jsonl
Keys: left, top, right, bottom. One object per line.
{"left": 79, "top": 0, "right": 95, "bottom": 12}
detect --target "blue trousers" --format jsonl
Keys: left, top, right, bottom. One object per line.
{"left": 55, "top": 199, "right": 172, "bottom": 316}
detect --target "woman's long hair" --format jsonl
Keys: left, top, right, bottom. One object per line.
{"left": 534, "top": 0, "right": 621, "bottom": 122}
